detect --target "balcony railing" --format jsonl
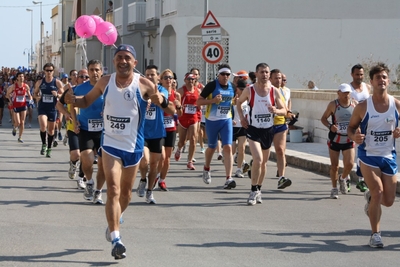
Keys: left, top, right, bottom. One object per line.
{"left": 146, "top": 0, "right": 160, "bottom": 21}
{"left": 114, "top": 7, "right": 123, "bottom": 29}
{"left": 128, "top": 2, "right": 146, "bottom": 24}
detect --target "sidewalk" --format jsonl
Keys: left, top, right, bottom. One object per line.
{"left": 266, "top": 141, "right": 400, "bottom": 193}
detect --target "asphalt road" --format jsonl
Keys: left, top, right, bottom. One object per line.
{"left": 1, "top": 111, "right": 400, "bottom": 267}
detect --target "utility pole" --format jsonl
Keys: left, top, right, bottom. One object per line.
{"left": 33, "top": 1, "right": 43, "bottom": 70}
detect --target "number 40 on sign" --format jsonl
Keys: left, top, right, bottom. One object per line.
{"left": 202, "top": 42, "right": 224, "bottom": 64}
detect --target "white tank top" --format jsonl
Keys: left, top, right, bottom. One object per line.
{"left": 102, "top": 73, "right": 147, "bottom": 153}
{"left": 248, "top": 85, "right": 274, "bottom": 129}
{"left": 359, "top": 95, "right": 398, "bottom": 158}
{"left": 350, "top": 82, "right": 370, "bottom": 102}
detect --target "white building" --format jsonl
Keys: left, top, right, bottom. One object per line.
{"left": 57, "top": 0, "right": 400, "bottom": 87}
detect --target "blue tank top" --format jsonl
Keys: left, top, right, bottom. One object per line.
{"left": 74, "top": 81, "right": 104, "bottom": 131}
{"left": 144, "top": 85, "right": 168, "bottom": 139}
{"left": 38, "top": 78, "right": 57, "bottom": 110}
{"left": 205, "top": 80, "right": 234, "bottom": 121}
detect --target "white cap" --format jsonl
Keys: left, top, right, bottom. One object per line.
{"left": 338, "top": 83, "right": 352, "bottom": 93}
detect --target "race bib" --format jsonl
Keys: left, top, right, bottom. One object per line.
{"left": 42, "top": 94, "right": 54, "bottom": 103}
{"left": 16, "top": 95, "right": 25, "bottom": 102}
{"left": 216, "top": 106, "right": 230, "bottom": 117}
{"left": 163, "top": 115, "right": 175, "bottom": 128}
{"left": 88, "top": 119, "right": 103, "bottom": 132}
{"left": 185, "top": 104, "right": 197, "bottom": 114}
{"left": 145, "top": 107, "right": 156, "bottom": 120}
{"left": 337, "top": 122, "right": 349, "bottom": 135}
{"left": 105, "top": 115, "right": 131, "bottom": 135}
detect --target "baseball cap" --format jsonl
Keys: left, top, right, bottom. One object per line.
{"left": 338, "top": 83, "right": 352, "bottom": 93}
{"left": 114, "top": 44, "right": 137, "bottom": 58}
{"left": 62, "top": 74, "right": 68, "bottom": 79}
{"left": 233, "top": 70, "right": 249, "bottom": 79}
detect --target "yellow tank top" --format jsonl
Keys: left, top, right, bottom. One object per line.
{"left": 66, "top": 104, "right": 75, "bottom": 131}
{"left": 273, "top": 88, "right": 287, "bottom": 125}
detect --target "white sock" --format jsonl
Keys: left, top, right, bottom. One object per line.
{"left": 110, "top": 231, "right": 120, "bottom": 241}
{"left": 86, "top": 179, "right": 94, "bottom": 185}
{"left": 359, "top": 177, "right": 364, "bottom": 182}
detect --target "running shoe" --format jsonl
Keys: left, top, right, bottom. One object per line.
{"left": 242, "top": 162, "right": 250, "bottom": 174}
{"left": 174, "top": 149, "right": 181, "bottom": 161}
{"left": 338, "top": 175, "right": 347, "bottom": 194}
{"left": 235, "top": 169, "right": 244, "bottom": 178}
{"left": 77, "top": 177, "right": 86, "bottom": 189}
{"left": 277, "top": 177, "right": 292, "bottom": 189}
{"left": 356, "top": 180, "right": 368, "bottom": 192}
{"left": 247, "top": 191, "right": 257, "bottom": 206}
{"left": 369, "top": 232, "right": 384, "bottom": 248}
{"left": 57, "top": 132, "right": 62, "bottom": 141}
{"left": 330, "top": 188, "right": 339, "bottom": 199}
{"left": 84, "top": 182, "right": 94, "bottom": 201}
{"left": 12, "top": 127, "right": 16, "bottom": 136}
{"left": 63, "top": 134, "right": 68, "bottom": 146}
{"left": 256, "top": 190, "right": 262, "bottom": 204}
{"left": 93, "top": 155, "right": 98, "bottom": 164}
{"left": 27, "top": 123, "right": 31, "bottom": 128}
{"left": 45, "top": 148, "right": 52, "bottom": 158}
{"left": 93, "top": 190, "right": 104, "bottom": 204}
{"left": 53, "top": 140, "right": 58, "bottom": 148}
{"left": 17, "top": 138, "right": 24, "bottom": 143}
{"left": 158, "top": 180, "right": 168, "bottom": 191}
{"left": 68, "top": 161, "right": 78, "bottom": 180}
{"left": 364, "top": 190, "right": 371, "bottom": 217}
{"left": 145, "top": 191, "right": 156, "bottom": 204}
{"left": 202, "top": 169, "right": 211, "bottom": 184}
{"left": 217, "top": 154, "right": 223, "bottom": 160}
{"left": 192, "top": 158, "right": 196, "bottom": 163}
{"left": 200, "top": 147, "right": 205, "bottom": 153}
{"left": 136, "top": 179, "right": 146, "bottom": 197}
{"left": 187, "top": 162, "right": 195, "bottom": 170}
{"left": 223, "top": 178, "right": 236, "bottom": 189}
{"left": 111, "top": 237, "right": 126, "bottom": 260}
{"left": 346, "top": 179, "right": 351, "bottom": 192}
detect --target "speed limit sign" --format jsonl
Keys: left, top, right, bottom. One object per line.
{"left": 202, "top": 42, "right": 224, "bottom": 64}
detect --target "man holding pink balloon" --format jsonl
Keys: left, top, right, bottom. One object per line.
{"left": 75, "top": 15, "right": 118, "bottom": 46}
{"left": 64, "top": 44, "right": 175, "bottom": 260}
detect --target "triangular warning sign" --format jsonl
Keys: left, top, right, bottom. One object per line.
{"left": 201, "top": 10, "right": 221, "bottom": 28}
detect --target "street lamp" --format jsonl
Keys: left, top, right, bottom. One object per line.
{"left": 26, "top": 8, "right": 34, "bottom": 69}
{"left": 33, "top": 1, "right": 43, "bottom": 70}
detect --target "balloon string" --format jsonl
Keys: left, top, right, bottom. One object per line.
{"left": 82, "top": 43, "right": 89, "bottom": 64}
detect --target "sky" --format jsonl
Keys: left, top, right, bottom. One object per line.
{"left": 0, "top": 1, "right": 57, "bottom": 69}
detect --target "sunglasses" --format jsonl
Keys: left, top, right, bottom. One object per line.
{"left": 45, "top": 69, "right": 54, "bottom": 72}
{"left": 219, "top": 73, "right": 230, "bottom": 76}
{"left": 163, "top": 76, "right": 174, "bottom": 80}
{"left": 79, "top": 75, "right": 89, "bottom": 79}
{"left": 283, "top": 79, "right": 287, "bottom": 82}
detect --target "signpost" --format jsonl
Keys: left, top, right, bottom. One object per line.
{"left": 201, "top": 9, "right": 223, "bottom": 81}
{"left": 202, "top": 42, "right": 224, "bottom": 64}
{"left": 201, "top": 11, "right": 221, "bottom": 43}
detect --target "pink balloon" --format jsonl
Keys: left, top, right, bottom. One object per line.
{"left": 75, "top": 15, "right": 96, "bottom": 38}
{"left": 90, "top": 15, "right": 104, "bottom": 36}
{"left": 96, "top": 21, "right": 118, "bottom": 46}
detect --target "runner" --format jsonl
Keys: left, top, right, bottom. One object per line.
{"left": 33, "top": 63, "right": 64, "bottom": 157}
{"left": 6, "top": 72, "right": 33, "bottom": 143}
{"left": 65, "top": 44, "right": 175, "bottom": 259}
